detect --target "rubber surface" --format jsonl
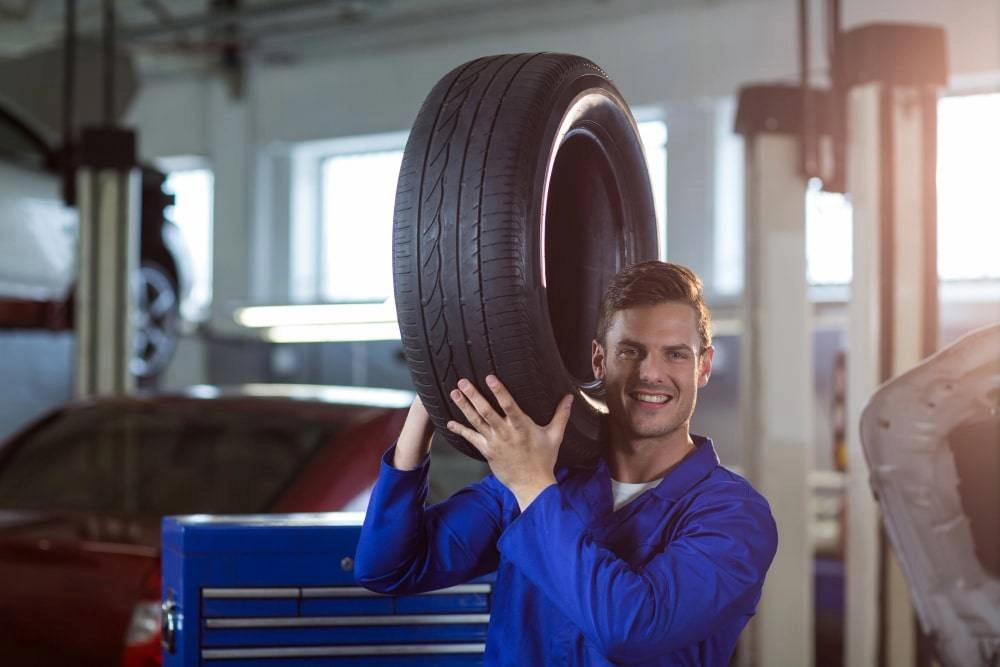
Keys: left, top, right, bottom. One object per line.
{"left": 393, "top": 53, "right": 658, "bottom": 464}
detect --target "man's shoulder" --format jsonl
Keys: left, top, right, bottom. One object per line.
{"left": 691, "top": 464, "right": 774, "bottom": 514}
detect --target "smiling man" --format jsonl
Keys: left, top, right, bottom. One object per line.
{"left": 355, "top": 260, "right": 778, "bottom": 666}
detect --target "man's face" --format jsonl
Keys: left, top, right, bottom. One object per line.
{"left": 592, "top": 301, "right": 713, "bottom": 446}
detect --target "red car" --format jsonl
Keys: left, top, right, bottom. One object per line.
{"left": 0, "top": 384, "right": 411, "bottom": 666}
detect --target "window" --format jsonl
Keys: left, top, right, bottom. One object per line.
{"left": 806, "top": 182, "right": 853, "bottom": 286}
{"left": 714, "top": 97, "right": 744, "bottom": 295}
{"left": 803, "top": 92, "right": 1000, "bottom": 288}
{"left": 162, "top": 162, "right": 214, "bottom": 321}
{"left": 937, "top": 93, "right": 1000, "bottom": 281}
{"left": 315, "top": 121, "right": 668, "bottom": 305}
{"left": 637, "top": 119, "right": 668, "bottom": 258}
{"left": 0, "top": 404, "right": 333, "bottom": 516}
{"left": 320, "top": 150, "right": 402, "bottom": 303}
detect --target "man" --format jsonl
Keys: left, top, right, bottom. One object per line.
{"left": 355, "top": 261, "right": 778, "bottom": 665}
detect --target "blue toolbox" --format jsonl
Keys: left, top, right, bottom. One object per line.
{"left": 161, "top": 513, "right": 493, "bottom": 666}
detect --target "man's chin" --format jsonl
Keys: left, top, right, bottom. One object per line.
{"left": 622, "top": 418, "right": 684, "bottom": 442}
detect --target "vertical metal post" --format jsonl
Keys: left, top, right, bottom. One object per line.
{"left": 61, "top": 0, "right": 77, "bottom": 206}
{"left": 75, "top": 128, "right": 139, "bottom": 397}
{"left": 839, "top": 23, "right": 946, "bottom": 667}
{"left": 74, "top": 0, "right": 140, "bottom": 397}
{"left": 102, "top": 0, "right": 116, "bottom": 126}
{"left": 734, "top": 84, "right": 819, "bottom": 667}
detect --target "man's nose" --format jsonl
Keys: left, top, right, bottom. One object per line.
{"left": 637, "top": 354, "right": 667, "bottom": 384}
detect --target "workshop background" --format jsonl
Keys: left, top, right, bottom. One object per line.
{"left": 0, "top": 1, "right": 997, "bottom": 666}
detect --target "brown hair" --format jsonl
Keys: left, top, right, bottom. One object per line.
{"left": 596, "top": 260, "right": 712, "bottom": 352}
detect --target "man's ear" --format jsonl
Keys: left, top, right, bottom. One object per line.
{"left": 698, "top": 345, "right": 715, "bottom": 388}
{"left": 591, "top": 339, "right": 606, "bottom": 381}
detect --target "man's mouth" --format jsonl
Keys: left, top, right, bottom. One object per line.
{"left": 629, "top": 391, "right": 673, "bottom": 404}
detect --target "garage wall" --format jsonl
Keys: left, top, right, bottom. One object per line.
{"left": 124, "top": 0, "right": 999, "bottom": 406}
{"left": 127, "top": 0, "right": 1000, "bottom": 318}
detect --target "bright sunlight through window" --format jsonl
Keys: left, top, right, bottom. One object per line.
{"left": 638, "top": 120, "right": 668, "bottom": 258}
{"left": 806, "top": 181, "right": 853, "bottom": 286}
{"left": 805, "top": 93, "right": 1000, "bottom": 287}
{"left": 937, "top": 93, "right": 1000, "bottom": 281}
{"left": 321, "top": 150, "right": 402, "bottom": 303}
{"left": 319, "top": 120, "right": 667, "bottom": 304}
{"left": 164, "top": 168, "right": 214, "bottom": 320}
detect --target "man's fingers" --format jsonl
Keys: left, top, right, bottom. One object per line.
{"left": 449, "top": 386, "right": 489, "bottom": 431}
{"left": 445, "top": 420, "right": 488, "bottom": 453}
{"left": 545, "top": 394, "right": 574, "bottom": 437}
{"left": 455, "top": 379, "right": 501, "bottom": 426}
{"left": 485, "top": 374, "right": 523, "bottom": 419}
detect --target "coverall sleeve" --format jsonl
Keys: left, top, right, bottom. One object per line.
{"left": 497, "top": 483, "right": 778, "bottom": 663}
{"left": 354, "top": 445, "right": 507, "bottom": 594}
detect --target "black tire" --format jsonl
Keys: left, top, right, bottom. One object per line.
{"left": 131, "top": 258, "right": 180, "bottom": 380}
{"left": 393, "top": 53, "right": 658, "bottom": 464}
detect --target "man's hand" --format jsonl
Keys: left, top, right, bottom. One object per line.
{"left": 393, "top": 396, "right": 435, "bottom": 470}
{"left": 446, "top": 374, "right": 573, "bottom": 510}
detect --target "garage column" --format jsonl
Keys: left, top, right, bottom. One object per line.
{"left": 208, "top": 78, "right": 253, "bottom": 333}
{"left": 74, "top": 127, "right": 140, "bottom": 396}
{"left": 734, "top": 84, "right": 819, "bottom": 667}
{"left": 839, "top": 23, "right": 947, "bottom": 667}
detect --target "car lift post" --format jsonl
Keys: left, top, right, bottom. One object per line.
{"left": 734, "top": 84, "right": 821, "bottom": 667}
{"left": 840, "top": 23, "right": 947, "bottom": 667}
{"left": 73, "top": 0, "right": 140, "bottom": 397}
{"left": 74, "top": 127, "right": 140, "bottom": 397}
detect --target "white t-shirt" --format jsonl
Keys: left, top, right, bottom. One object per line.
{"left": 610, "top": 477, "right": 663, "bottom": 511}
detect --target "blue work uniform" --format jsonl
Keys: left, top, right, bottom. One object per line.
{"left": 355, "top": 435, "right": 778, "bottom": 666}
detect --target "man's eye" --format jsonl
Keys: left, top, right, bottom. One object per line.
{"left": 618, "top": 348, "right": 639, "bottom": 359}
{"left": 669, "top": 351, "right": 690, "bottom": 361}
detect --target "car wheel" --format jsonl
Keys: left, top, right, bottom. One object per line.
{"left": 393, "top": 53, "right": 658, "bottom": 464}
{"left": 131, "top": 260, "right": 180, "bottom": 379}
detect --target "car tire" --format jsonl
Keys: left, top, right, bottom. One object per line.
{"left": 131, "top": 259, "right": 180, "bottom": 380}
{"left": 393, "top": 53, "right": 658, "bottom": 464}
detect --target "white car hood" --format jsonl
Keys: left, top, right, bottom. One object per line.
{"left": 0, "top": 161, "right": 77, "bottom": 299}
{"left": 861, "top": 322, "right": 1000, "bottom": 666}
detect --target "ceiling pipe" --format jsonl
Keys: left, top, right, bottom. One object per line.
{"left": 118, "top": 0, "right": 374, "bottom": 41}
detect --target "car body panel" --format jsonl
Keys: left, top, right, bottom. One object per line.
{"left": 0, "top": 160, "right": 77, "bottom": 300}
{"left": 860, "top": 323, "right": 1000, "bottom": 666}
{"left": 0, "top": 511, "right": 158, "bottom": 665}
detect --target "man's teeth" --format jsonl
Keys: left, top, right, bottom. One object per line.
{"left": 633, "top": 392, "right": 670, "bottom": 403}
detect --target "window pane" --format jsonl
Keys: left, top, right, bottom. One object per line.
{"left": 321, "top": 151, "right": 402, "bottom": 302}
{"left": 938, "top": 93, "right": 1000, "bottom": 280}
{"left": 164, "top": 168, "right": 214, "bottom": 320}
{"left": 806, "top": 183, "right": 853, "bottom": 286}
{"left": 0, "top": 404, "right": 335, "bottom": 516}
{"left": 638, "top": 120, "right": 668, "bottom": 258}
{"left": 714, "top": 97, "right": 744, "bottom": 295}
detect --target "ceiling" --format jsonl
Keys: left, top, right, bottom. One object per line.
{"left": 0, "top": 0, "right": 682, "bottom": 78}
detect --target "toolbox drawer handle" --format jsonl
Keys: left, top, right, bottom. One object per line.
{"left": 161, "top": 594, "right": 178, "bottom": 654}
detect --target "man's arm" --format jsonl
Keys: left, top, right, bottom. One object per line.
{"left": 354, "top": 397, "right": 508, "bottom": 594}
{"left": 391, "top": 395, "right": 435, "bottom": 470}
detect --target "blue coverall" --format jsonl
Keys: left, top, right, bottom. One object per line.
{"left": 355, "top": 435, "right": 778, "bottom": 666}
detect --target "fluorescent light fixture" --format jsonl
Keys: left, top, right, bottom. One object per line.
{"left": 234, "top": 300, "right": 398, "bottom": 328}
{"left": 239, "top": 383, "right": 414, "bottom": 407}
{"left": 234, "top": 300, "right": 402, "bottom": 342}
{"left": 264, "top": 321, "right": 401, "bottom": 343}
